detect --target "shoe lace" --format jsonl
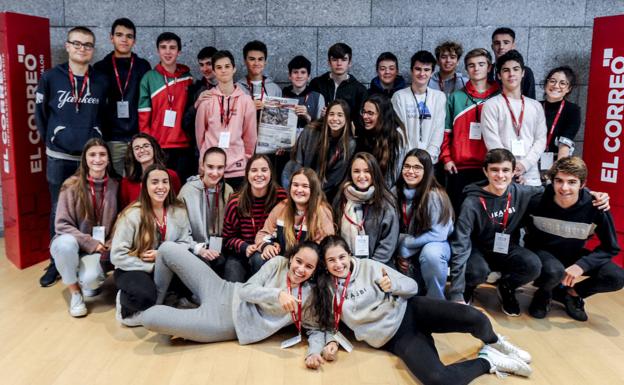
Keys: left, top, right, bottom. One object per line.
{"left": 497, "top": 335, "right": 521, "bottom": 355}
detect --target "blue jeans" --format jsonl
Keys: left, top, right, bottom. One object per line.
{"left": 409, "top": 242, "right": 451, "bottom": 300}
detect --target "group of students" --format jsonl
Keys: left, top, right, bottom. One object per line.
{"left": 34, "top": 17, "right": 624, "bottom": 385}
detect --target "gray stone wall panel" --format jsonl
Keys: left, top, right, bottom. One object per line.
{"left": 0, "top": 0, "right": 64, "bottom": 26}
{"left": 267, "top": 0, "right": 371, "bottom": 26}
{"left": 64, "top": 0, "right": 164, "bottom": 27}
{"left": 164, "top": 0, "right": 266, "bottom": 26}
{"left": 371, "top": 0, "right": 478, "bottom": 26}
{"left": 478, "top": 0, "right": 586, "bottom": 27}
{"left": 585, "top": 1, "right": 624, "bottom": 26}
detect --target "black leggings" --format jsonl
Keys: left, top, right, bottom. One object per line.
{"left": 383, "top": 297, "right": 496, "bottom": 385}
{"left": 114, "top": 269, "right": 157, "bottom": 318}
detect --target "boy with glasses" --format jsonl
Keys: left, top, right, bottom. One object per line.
{"left": 35, "top": 26, "right": 110, "bottom": 286}
{"left": 94, "top": 18, "right": 151, "bottom": 176}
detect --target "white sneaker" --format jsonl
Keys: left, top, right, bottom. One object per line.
{"left": 489, "top": 334, "right": 532, "bottom": 363}
{"left": 69, "top": 292, "right": 87, "bottom": 317}
{"left": 479, "top": 345, "right": 532, "bottom": 378}
{"left": 115, "top": 290, "right": 123, "bottom": 324}
{"left": 82, "top": 287, "right": 101, "bottom": 297}
{"left": 115, "top": 290, "right": 142, "bottom": 327}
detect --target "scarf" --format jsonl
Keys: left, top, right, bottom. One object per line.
{"left": 340, "top": 183, "right": 375, "bottom": 252}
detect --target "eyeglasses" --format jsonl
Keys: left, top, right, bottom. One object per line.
{"left": 67, "top": 40, "right": 95, "bottom": 51}
{"left": 133, "top": 143, "right": 152, "bottom": 152}
{"left": 402, "top": 164, "right": 424, "bottom": 172}
{"left": 547, "top": 78, "right": 570, "bottom": 88}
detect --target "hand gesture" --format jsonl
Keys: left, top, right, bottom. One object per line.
{"left": 262, "top": 244, "right": 280, "bottom": 260}
{"left": 562, "top": 264, "right": 584, "bottom": 287}
{"left": 377, "top": 268, "right": 392, "bottom": 292}
{"left": 322, "top": 341, "right": 338, "bottom": 361}
{"left": 444, "top": 161, "right": 458, "bottom": 174}
{"left": 305, "top": 354, "right": 324, "bottom": 369}
{"left": 590, "top": 191, "right": 610, "bottom": 211}
{"left": 140, "top": 249, "right": 157, "bottom": 262}
{"left": 245, "top": 244, "right": 258, "bottom": 258}
{"left": 278, "top": 290, "right": 301, "bottom": 313}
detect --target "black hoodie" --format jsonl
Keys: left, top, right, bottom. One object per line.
{"left": 309, "top": 71, "right": 367, "bottom": 126}
{"left": 448, "top": 180, "right": 542, "bottom": 301}
{"left": 93, "top": 52, "right": 151, "bottom": 142}
{"left": 524, "top": 184, "right": 620, "bottom": 272}
{"left": 35, "top": 63, "right": 109, "bottom": 157}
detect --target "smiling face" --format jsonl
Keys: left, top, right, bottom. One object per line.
{"left": 198, "top": 57, "right": 214, "bottom": 80}
{"left": 361, "top": 101, "right": 379, "bottom": 130}
{"left": 351, "top": 158, "right": 372, "bottom": 190}
{"left": 245, "top": 50, "right": 266, "bottom": 78}
{"left": 327, "top": 104, "right": 346, "bottom": 134}
{"left": 324, "top": 244, "right": 351, "bottom": 279}
{"left": 147, "top": 169, "right": 170, "bottom": 204}
{"left": 111, "top": 25, "right": 135, "bottom": 56}
{"left": 66, "top": 31, "right": 95, "bottom": 65}
{"left": 438, "top": 50, "right": 459, "bottom": 75}
{"left": 288, "top": 246, "right": 319, "bottom": 285}
{"left": 377, "top": 59, "right": 398, "bottom": 86}
{"left": 247, "top": 157, "right": 271, "bottom": 193}
{"left": 401, "top": 155, "right": 424, "bottom": 188}
{"left": 132, "top": 137, "right": 154, "bottom": 166}
{"left": 288, "top": 68, "right": 309, "bottom": 89}
{"left": 545, "top": 71, "right": 571, "bottom": 102}
{"left": 158, "top": 39, "right": 180, "bottom": 68}
{"left": 483, "top": 161, "right": 514, "bottom": 193}
{"left": 411, "top": 61, "right": 433, "bottom": 88}
{"left": 290, "top": 173, "right": 311, "bottom": 207}
{"left": 553, "top": 172, "right": 583, "bottom": 208}
{"left": 202, "top": 152, "right": 226, "bottom": 188}
{"left": 491, "top": 33, "right": 516, "bottom": 59}
{"left": 213, "top": 56, "right": 236, "bottom": 84}
{"left": 85, "top": 145, "right": 109, "bottom": 177}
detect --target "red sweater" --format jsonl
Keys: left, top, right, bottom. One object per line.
{"left": 119, "top": 168, "right": 182, "bottom": 209}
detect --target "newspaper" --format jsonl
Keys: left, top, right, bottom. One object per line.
{"left": 256, "top": 96, "right": 298, "bottom": 154}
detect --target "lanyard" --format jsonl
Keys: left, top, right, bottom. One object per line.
{"left": 162, "top": 73, "right": 176, "bottom": 109}
{"left": 155, "top": 207, "right": 167, "bottom": 241}
{"left": 502, "top": 93, "right": 525, "bottom": 137}
{"left": 286, "top": 275, "right": 303, "bottom": 334}
{"left": 479, "top": 192, "right": 511, "bottom": 232}
{"left": 412, "top": 88, "right": 428, "bottom": 142}
{"left": 206, "top": 185, "right": 220, "bottom": 235}
{"left": 438, "top": 73, "right": 457, "bottom": 93}
{"left": 342, "top": 204, "right": 368, "bottom": 233}
{"left": 401, "top": 201, "right": 413, "bottom": 228}
{"left": 88, "top": 176, "right": 108, "bottom": 226}
{"left": 333, "top": 270, "right": 352, "bottom": 332}
{"left": 112, "top": 55, "right": 134, "bottom": 100}
{"left": 295, "top": 214, "right": 306, "bottom": 242}
{"left": 218, "top": 95, "right": 234, "bottom": 127}
{"left": 247, "top": 77, "right": 265, "bottom": 101}
{"left": 543, "top": 100, "right": 565, "bottom": 150}
{"left": 68, "top": 68, "right": 89, "bottom": 113}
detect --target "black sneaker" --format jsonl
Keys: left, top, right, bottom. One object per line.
{"left": 563, "top": 294, "right": 588, "bottom": 321}
{"left": 497, "top": 281, "right": 520, "bottom": 316}
{"left": 39, "top": 260, "right": 60, "bottom": 287}
{"left": 528, "top": 289, "right": 551, "bottom": 319}
{"left": 464, "top": 285, "right": 476, "bottom": 305}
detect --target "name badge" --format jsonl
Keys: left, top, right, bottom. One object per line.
{"left": 218, "top": 131, "right": 231, "bottom": 149}
{"left": 511, "top": 139, "right": 526, "bottom": 157}
{"left": 163, "top": 109, "right": 177, "bottom": 127}
{"left": 333, "top": 331, "right": 353, "bottom": 353}
{"left": 493, "top": 232, "right": 510, "bottom": 254}
{"left": 92, "top": 226, "right": 106, "bottom": 243}
{"left": 354, "top": 235, "right": 369, "bottom": 257}
{"left": 280, "top": 334, "right": 302, "bottom": 349}
{"left": 208, "top": 236, "right": 223, "bottom": 253}
{"left": 540, "top": 152, "right": 554, "bottom": 170}
{"left": 469, "top": 122, "right": 482, "bottom": 140}
{"left": 116, "top": 101, "right": 129, "bottom": 119}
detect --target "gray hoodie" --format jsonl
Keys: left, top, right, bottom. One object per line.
{"left": 237, "top": 75, "right": 282, "bottom": 99}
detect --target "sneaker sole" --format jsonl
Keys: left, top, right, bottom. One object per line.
{"left": 70, "top": 309, "right": 87, "bottom": 317}
{"left": 497, "top": 290, "right": 520, "bottom": 317}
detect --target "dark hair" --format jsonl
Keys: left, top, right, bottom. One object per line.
{"left": 434, "top": 41, "right": 463, "bottom": 60}
{"left": 496, "top": 49, "right": 524, "bottom": 74}
{"left": 547, "top": 156, "right": 587, "bottom": 185}
{"left": 211, "top": 50, "right": 236, "bottom": 68}
{"left": 356, "top": 94, "right": 405, "bottom": 179}
{"left": 243, "top": 40, "right": 267, "bottom": 59}
{"left": 156, "top": 32, "right": 181, "bottom": 50}
{"left": 125, "top": 133, "right": 168, "bottom": 183}
{"left": 328, "top": 43, "right": 352, "bottom": 61}
{"left": 464, "top": 48, "right": 493, "bottom": 67}
{"left": 483, "top": 148, "right": 516, "bottom": 170}
{"left": 111, "top": 18, "right": 136, "bottom": 36}
{"left": 237, "top": 154, "right": 281, "bottom": 217}
{"left": 544, "top": 65, "right": 577, "bottom": 95}
{"left": 198, "top": 46, "right": 218, "bottom": 61}
{"left": 200, "top": 147, "right": 228, "bottom": 203}
{"left": 68, "top": 26, "right": 95, "bottom": 42}
{"left": 288, "top": 55, "right": 311, "bottom": 74}
{"left": 492, "top": 27, "right": 516, "bottom": 41}
{"left": 410, "top": 50, "right": 436, "bottom": 70}
{"left": 376, "top": 52, "right": 398, "bottom": 70}
{"left": 396, "top": 149, "right": 453, "bottom": 234}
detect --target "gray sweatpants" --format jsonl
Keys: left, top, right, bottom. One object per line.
{"left": 51, "top": 234, "right": 105, "bottom": 289}
{"left": 142, "top": 242, "right": 238, "bottom": 342}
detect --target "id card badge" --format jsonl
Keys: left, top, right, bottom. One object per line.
{"left": 540, "top": 152, "right": 554, "bottom": 170}
{"left": 218, "top": 131, "right": 231, "bottom": 149}
{"left": 493, "top": 232, "right": 510, "bottom": 254}
{"left": 208, "top": 236, "right": 223, "bottom": 253}
{"left": 469, "top": 122, "right": 482, "bottom": 140}
{"left": 354, "top": 235, "right": 369, "bottom": 257}
{"left": 280, "top": 334, "right": 302, "bottom": 349}
{"left": 333, "top": 331, "right": 353, "bottom": 353}
{"left": 163, "top": 109, "right": 177, "bottom": 127}
{"left": 92, "top": 226, "right": 106, "bottom": 243}
{"left": 511, "top": 139, "right": 526, "bottom": 157}
{"left": 116, "top": 101, "right": 130, "bottom": 118}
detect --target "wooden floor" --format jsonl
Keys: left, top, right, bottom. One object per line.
{"left": 2, "top": 239, "right": 623, "bottom": 385}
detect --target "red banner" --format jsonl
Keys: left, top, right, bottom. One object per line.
{"left": 0, "top": 12, "right": 51, "bottom": 269}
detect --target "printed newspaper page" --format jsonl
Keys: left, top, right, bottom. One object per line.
{"left": 256, "top": 96, "right": 298, "bottom": 154}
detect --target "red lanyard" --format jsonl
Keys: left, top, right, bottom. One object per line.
{"left": 544, "top": 100, "right": 565, "bottom": 150}
{"left": 246, "top": 77, "right": 265, "bottom": 101}
{"left": 286, "top": 275, "right": 303, "bottom": 334}
{"left": 88, "top": 176, "right": 108, "bottom": 225}
{"left": 295, "top": 214, "right": 306, "bottom": 242}
{"left": 206, "top": 185, "right": 220, "bottom": 235}
{"left": 502, "top": 93, "right": 525, "bottom": 137}
{"left": 401, "top": 201, "right": 412, "bottom": 228}
{"left": 68, "top": 67, "right": 89, "bottom": 113}
{"left": 342, "top": 204, "right": 368, "bottom": 232}
{"left": 479, "top": 192, "right": 511, "bottom": 232}
{"left": 218, "top": 95, "right": 234, "bottom": 127}
{"left": 155, "top": 207, "right": 167, "bottom": 241}
{"left": 162, "top": 73, "right": 176, "bottom": 109}
{"left": 112, "top": 55, "right": 134, "bottom": 100}
{"left": 333, "top": 270, "right": 351, "bottom": 331}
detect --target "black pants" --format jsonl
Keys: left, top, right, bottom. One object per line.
{"left": 383, "top": 296, "right": 495, "bottom": 385}
{"left": 446, "top": 168, "right": 486, "bottom": 215}
{"left": 466, "top": 245, "right": 542, "bottom": 290}
{"left": 533, "top": 249, "right": 624, "bottom": 298}
{"left": 164, "top": 147, "right": 196, "bottom": 184}
{"left": 114, "top": 269, "right": 157, "bottom": 318}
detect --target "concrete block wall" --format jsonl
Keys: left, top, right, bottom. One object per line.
{"left": 0, "top": 0, "right": 623, "bottom": 232}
